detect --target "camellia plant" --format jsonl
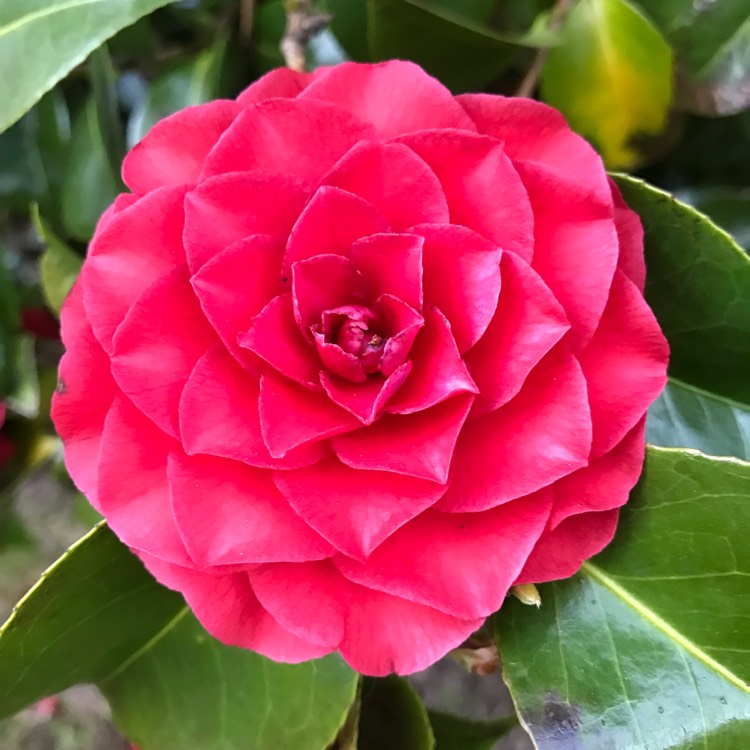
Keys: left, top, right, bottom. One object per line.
{"left": 0, "top": 1, "right": 748, "bottom": 749}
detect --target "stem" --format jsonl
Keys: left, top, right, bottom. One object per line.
{"left": 515, "top": 0, "right": 575, "bottom": 98}
{"left": 239, "top": 0, "right": 255, "bottom": 42}
{"left": 280, "top": 0, "right": 332, "bottom": 72}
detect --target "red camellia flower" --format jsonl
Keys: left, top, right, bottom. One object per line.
{"left": 52, "top": 61, "right": 668, "bottom": 675}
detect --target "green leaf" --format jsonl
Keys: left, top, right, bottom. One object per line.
{"left": 61, "top": 99, "right": 121, "bottom": 241}
{"left": 0, "top": 524, "right": 359, "bottom": 750}
{"left": 613, "top": 175, "right": 750, "bottom": 408}
{"left": 428, "top": 711, "right": 515, "bottom": 750}
{"left": 541, "top": 0, "right": 672, "bottom": 169}
{"left": 320, "top": 0, "right": 369, "bottom": 61}
{"left": 90, "top": 44, "right": 126, "bottom": 183}
{"left": 366, "top": 0, "right": 552, "bottom": 92}
{"left": 31, "top": 205, "right": 83, "bottom": 315}
{"left": 0, "top": 0, "right": 181, "bottom": 134}
{"left": 127, "top": 38, "right": 228, "bottom": 146}
{"left": 634, "top": 0, "right": 750, "bottom": 115}
{"left": 678, "top": 186, "right": 750, "bottom": 251}
{"left": 497, "top": 447, "right": 750, "bottom": 750}
{"left": 358, "top": 676, "right": 434, "bottom": 750}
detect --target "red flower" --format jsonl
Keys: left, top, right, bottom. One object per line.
{"left": 52, "top": 62, "right": 668, "bottom": 675}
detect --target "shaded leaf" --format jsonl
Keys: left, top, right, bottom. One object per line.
{"left": 497, "top": 447, "right": 750, "bottom": 750}
{"left": 0, "top": 524, "right": 359, "bottom": 750}
{"left": 677, "top": 186, "right": 750, "bottom": 251}
{"left": 31, "top": 205, "right": 83, "bottom": 315}
{"left": 358, "top": 676, "right": 434, "bottom": 750}
{"left": 542, "top": 0, "right": 672, "bottom": 169}
{"left": 428, "top": 710, "right": 515, "bottom": 750}
{"left": 635, "top": 0, "right": 750, "bottom": 115}
{"left": 0, "top": 0, "right": 180, "bottom": 134}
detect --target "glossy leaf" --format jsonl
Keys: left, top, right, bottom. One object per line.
{"left": 678, "top": 186, "right": 750, "bottom": 251}
{"left": 428, "top": 711, "right": 515, "bottom": 750}
{"left": 542, "top": 0, "right": 672, "bottom": 169}
{"left": 31, "top": 205, "right": 83, "bottom": 315}
{"left": 0, "top": 524, "right": 359, "bottom": 749}
{"left": 0, "top": 0, "right": 179, "bottom": 134}
{"left": 127, "top": 38, "right": 227, "bottom": 146}
{"left": 614, "top": 175, "right": 750, "bottom": 406}
{"left": 497, "top": 447, "right": 750, "bottom": 750}
{"left": 366, "top": 0, "right": 552, "bottom": 92}
{"left": 104, "top": 614, "right": 358, "bottom": 750}
{"left": 635, "top": 0, "right": 750, "bottom": 115}
{"left": 61, "top": 100, "right": 121, "bottom": 241}
{"left": 358, "top": 676, "right": 434, "bottom": 750}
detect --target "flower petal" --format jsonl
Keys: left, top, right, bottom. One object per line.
{"left": 168, "top": 451, "right": 333, "bottom": 566}
{"left": 336, "top": 491, "right": 552, "bottom": 619}
{"left": 201, "top": 98, "right": 375, "bottom": 183}
{"left": 237, "top": 67, "right": 313, "bottom": 106}
{"left": 410, "top": 223, "right": 502, "bottom": 352}
{"left": 284, "top": 186, "right": 390, "bottom": 271}
{"left": 97, "top": 397, "right": 191, "bottom": 566}
{"left": 274, "top": 459, "right": 446, "bottom": 559}
{"left": 518, "top": 161, "right": 619, "bottom": 349}
{"left": 333, "top": 394, "right": 474, "bottom": 485}
{"left": 180, "top": 345, "right": 323, "bottom": 469}
{"left": 322, "top": 141, "right": 449, "bottom": 229}
{"left": 464, "top": 251, "right": 570, "bottom": 415}
{"left": 398, "top": 130, "right": 533, "bottom": 261}
{"left": 300, "top": 60, "right": 476, "bottom": 137}
{"left": 514, "top": 509, "right": 620, "bottom": 585}
{"left": 138, "top": 555, "right": 331, "bottom": 661}
{"left": 259, "top": 370, "right": 360, "bottom": 457}
{"left": 580, "top": 271, "right": 668, "bottom": 458}
{"left": 437, "top": 347, "right": 591, "bottom": 512}
{"left": 550, "top": 419, "right": 646, "bottom": 529}
{"left": 183, "top": 172, "right": 310, "bottom": 271}
{"left": 83, "top": 185, "right": 189, "bottom": 353}
{"left": 122, "top": 100, "right": 241, "bottom": 194}
{"left": 386, "top": 306, "right": 477, "bottom": 414}
{"left": 111, "top": 266, "right": 215, "bottom": 439}
{"left": 190, "top": 235, "right": 285, "bottom": 366}
{"left": 611, "top": 179, "right": 646, "bottom": 291}
{"left": 238, "top": 294, "right": 321, "bottom": 388}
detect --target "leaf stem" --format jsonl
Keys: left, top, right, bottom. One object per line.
{"left": 281, "top": 0, "right": 332, "bottom": 72}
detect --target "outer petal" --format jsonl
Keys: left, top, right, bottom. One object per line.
{"left": 201, "top": 98, "right": 376, "bottom": 182}
{"left": 518, "top": 162, "right": 619, "bottom": 349}
{"left": 514, "top": 509, "right": 620, "bottom": 585}
{"left": 437, "top": 347, "right": 592, "bottom": 512}
{"left": 284, "top": 186, "right": 390, "bottom": 271}
{"left": 139, "top": 555, "right": 331, "bottom": 662}
{"left": 111, "top": 266, "right": 215, "bottom": 440}
{"left": 457, "top": 93, "right": 610, "bottom": 203}
{"left": 611, "top": 180, "right": 646, "bottom": 291}
{"left": 190, "top": 235, "right": 284, "bottom": 367}
{"left": 410, "top": 223, "right": 502, "bottom": 352}
{"left": 168, "top": 451, "right": 333, "bottom": 566}
{"left": 386, "top": 306, "right": 478, "bottom": 414}
{"left": 550, "top": 419, "right": 646, "bottom": 529}
{"left": 248, "top": 560, "right": 482, "bottom": 675}
{"left": 259, "top": 370, "right": 360, "bottom": 457}
{"left": 183, "top": 172, "right": 310, "bottom": 271}
{"left": 465, "top": 251, "right": 570, "bottom": 415}
{"left": 332, "top": 394, "right": 474, "bottom": 485}
{"left": 97, "top": 397, "right": 191, "bottom": 566}
{"left": 83, "top": 185, "right": 189, "bottom": 353}
{"left": 580, "top": 271, "right": 668, "bottom": 458}
{"left": 336, "top": 491, "right": 552, "bottom": 619}
{"left": 238, "top": 294, "right": 321, "bottom": 388}
{"left": 274, "top": 459, "right": 446, "bottom": 559}
{"left": 398, "top": 130, "right": 533, "bottom": 260}
{"left": 52, "top": 282, "right": 115, "bottom": 507}
{"left": 180, "top": 345, "right": 323, "bottom": 469}
{"left": 122, "top": 100, "right": 240, "bottom": 194}
{"left": 300, "top": 60, "right": 476, "bottom": 137}
{"left": 236, "top": 67, "right": 313, "bottom": 106}
{"left": 322, "top": 141, "right": 449, "bottom": 229}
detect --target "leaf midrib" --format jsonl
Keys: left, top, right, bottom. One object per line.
{"left": 581, "top": 560, "right": 750, "bottom": 694}
{"left": 667, "top": 376, "right": 750, "bottom": 415}
{"left": 0, "top": 0, "right": 106, "bottom": 40}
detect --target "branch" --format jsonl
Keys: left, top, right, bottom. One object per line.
{"left": 281, "top": 0, "right": 332, "bottom": 72}
{"left": 515, "top": 0, "right": 575, "bottom": 98}
{"left": 239, "top": 0, "right": 256, "bottom": 43}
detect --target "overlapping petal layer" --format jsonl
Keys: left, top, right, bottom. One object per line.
{"left": 53, "top": 61, "right": 668, "bottom": 676}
